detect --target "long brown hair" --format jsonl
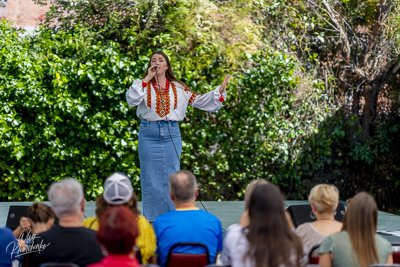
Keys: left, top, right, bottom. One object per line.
{"left": 245, "top": 183, "right": 303, "bottom": 267}
{"left": 144, "top": 51, "right": 199, "bottom": 94}
{"left": 95, "top": 193, "right": 140, "bottom": 219}
{"left": 342, "top": 192, "right": 379, "bottom": 267}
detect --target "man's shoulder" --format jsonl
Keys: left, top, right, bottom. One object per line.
{"left": 39, "top": 225, "right": 97, "bottom": 239}
{"left": 0, "top": 227, "right": 15, "bottom": 243}
{"left": 160, "top": 208, "right": 218, "bottom": 218}
{"left": 0, "top": 227, "right": 14, "bottom": 237}
{"left": 156, "top": 209, "right": 221, "bottom": 226}
{"left": 194, "top": 209, "right": 221, "bottom": 222}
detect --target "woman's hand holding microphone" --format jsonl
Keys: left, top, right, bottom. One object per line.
{"left": 143, "top": 65, "right": 159, "bottom": 84}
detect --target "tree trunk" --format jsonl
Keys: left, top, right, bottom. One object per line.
{"left": 362, "top": 84, "right": 374, "bottom": 138}
{"left": 352, "top": 90, "right": 360, "bottom": 115}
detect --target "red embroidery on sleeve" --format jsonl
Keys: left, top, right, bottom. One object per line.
{"left": 188, "top": 93, "right": 196, "bottom": 106}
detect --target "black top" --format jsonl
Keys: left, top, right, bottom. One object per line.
{"left": 24, "top": 225, "right": 103, "bottom": 267}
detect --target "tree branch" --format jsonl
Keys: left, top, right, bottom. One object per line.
{"left": 320, "top": 0, "right": 351, "bottom": 64}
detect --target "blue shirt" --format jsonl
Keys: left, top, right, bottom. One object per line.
{"left": 154, "top": 208, "right": 223, "bottom": 266}
{"left": 0, "top": 227, "right": 19, "bottom": 267}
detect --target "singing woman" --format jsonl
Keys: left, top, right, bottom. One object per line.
{"left": 126, "top": 51, "right": 230, "bottom": 222}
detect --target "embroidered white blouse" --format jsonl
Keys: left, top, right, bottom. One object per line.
{"left": 126, "top": 79, "right": 227, "bottom": 121}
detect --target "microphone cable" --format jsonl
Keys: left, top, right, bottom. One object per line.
{"left": 153, "top": 67, "right": 209, "bottom": 213}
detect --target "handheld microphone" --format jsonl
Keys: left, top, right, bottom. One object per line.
{"left": 152, "top": 66, "right": 159, "bottom": 71}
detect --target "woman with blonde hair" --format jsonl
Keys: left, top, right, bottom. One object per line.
{"left": 319, "top": 192, "right": 393, "bottom": 267}
{"left": 295, "top": 184, "right": 342, "bottom": 255}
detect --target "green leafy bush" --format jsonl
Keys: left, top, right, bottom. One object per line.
{"left": 181, "top": 50, "right": 339, "bottom": 200}
{"left": 2, "top": 0, "right": 399, "bottom": 211}
{"left": 0, "top": 22, "right": 143, "bottom": 200}
{"left": 0, "top": 17, "right": 337, "bottom": 201}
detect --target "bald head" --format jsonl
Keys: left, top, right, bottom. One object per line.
{"left": 169, "top": 170, "right": 197, "bottom": 203}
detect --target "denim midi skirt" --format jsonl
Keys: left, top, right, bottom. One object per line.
{"left": 138, "top": 119, "right": 182, "bottom": 221}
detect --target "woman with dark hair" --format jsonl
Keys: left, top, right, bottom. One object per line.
{"left": 88, "top": 206, "right": 141, "bottom": 267}
{"left": 126, "top": 51, "right": 230, "bottom": 222}
{"left": 18, "top": 203, "right": 54, "bottom": 267}
{"left": 222, "top": 183, "right": 304, "bottom": 267}
{"left": 319, "top": 192, "right": 393, "bottom": 267}
{"left": 27, "top": 203, "right": 55, "bottom": 234}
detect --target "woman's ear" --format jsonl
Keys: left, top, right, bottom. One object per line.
{"left": 311, "top": 203, "right": 317, "bottom": 213}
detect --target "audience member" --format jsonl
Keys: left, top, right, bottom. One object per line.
{"left": 244, "top": 179, "right": 269, "bottom": 211}
{"left": 295, "top": 184, "right": 342, "bottom": 255}
{"left": 88, "top": 206, "right": 141, "bottom": 267}
{"left": 222, "top": 183, "right": 304, "bottom": 267}
{"left": 153, "top": 170, "right": 223, "bottom": 266}
{"left": 0, "top": 227, "right": 20, "bottom": 267}
{"left": 25, "top": 178, "right": 103, "bottom": 267}
{"left": 27, "top": 202, "right": 55, "bottom": 234}
{"left": 12, "top": 217, "right": 31, "bottom": 239}
{"left": 219, "top": 179, "right": 268, "bottom": 266}
{"left": 1, "top": 203, "right": 53, "bottom": 267}
{"left": 238, "top": 179, "right": 269, "bottom": 228}
{"left": 83, "top": 172, "right": 156, "bottom": 264}
{"left": 319, "top": 192, "right": 393, "bottom": 267}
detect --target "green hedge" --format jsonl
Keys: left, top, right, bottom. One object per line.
{"left": 0, "top": 19, "right": 338, "bottom": 200}
{"left": 3, "top": 0, "right": 398, "bottom": 207}
{"left": 0, "top": 23, "right": 144, "bottom": 200}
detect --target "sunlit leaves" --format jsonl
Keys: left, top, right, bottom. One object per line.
{"left": 0, "top": 21, "right": 140, "bottom": 201}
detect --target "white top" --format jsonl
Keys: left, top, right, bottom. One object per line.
{"left": 221, "top": 224, "right": 252, "bottom": 267}
{"left": 125, "top": 79, "right": 227, "bottom": 121}
{"left": 222, "top": 224, "right": 308, "bottom": 267}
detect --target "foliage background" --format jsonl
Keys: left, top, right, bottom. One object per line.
{"left": 0, "top": 0, "right": 399, "bottom": 213}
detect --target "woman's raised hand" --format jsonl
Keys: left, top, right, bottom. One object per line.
{"left": 219, "top": 74, "right": 230, "bottom": 94}
{"left": 143, "top": 66, "right": 158, "bottom": 84}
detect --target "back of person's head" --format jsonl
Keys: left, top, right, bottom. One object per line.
{"left": 96, "top": 206, "right": 138, "bottom": 255}
{"left": 28, "top": 202, "right": 54, "bottom": 224}
{"left": 246, "top": 183, "right": 303, "bottom": 267}
{"left": 48, "top": 178, "right": 84, "bottom": 218}
{"left": 244, "top": 179, "right": 268, "bottom": 210}
{"left": 342, "top": 192, "right": 378, "bottom": 267}
{"left": 96, "top": 172, "right": 139, "bottom": 218}
{"left": 308, "top": 184, "right": 339, "bottom": 213}
{"left": 169, "top": 170, "right": 197, "bottom": 203}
